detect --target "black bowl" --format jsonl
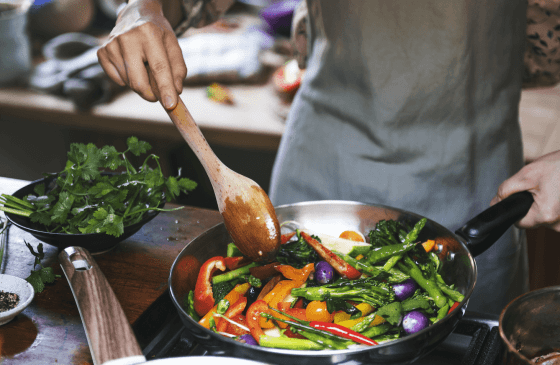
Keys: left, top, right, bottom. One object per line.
{"left": 5, "top": 176, "right": 162, "bottom": 254}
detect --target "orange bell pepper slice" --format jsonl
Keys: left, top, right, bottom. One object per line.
{"left": 275, "top": 263, "right": 315, "bottom": 286}
{"left": 259, "top": 280, "right": 298, "bottom": 328}
{"left": 422, "top": 239, "right": 436, "bottom": 252}
{"left": 198, "top": 282, "right": 250, "bottom": 329}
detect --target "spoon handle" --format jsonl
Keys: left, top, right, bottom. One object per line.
{"left": 166, "top": 98, "right": 224, "bottom": 185}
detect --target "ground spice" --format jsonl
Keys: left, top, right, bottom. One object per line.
{"left": 0, "top": 291, "right": 19, "bottom": 312}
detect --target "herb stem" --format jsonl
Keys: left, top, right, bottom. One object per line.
{"left": 0, "top": 206, "right": 32, "bottom": 217}
{"left": 1, "top": 194, "right": 34, "bottom": 210}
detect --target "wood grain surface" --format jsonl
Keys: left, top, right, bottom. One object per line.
{"left": 59, "top": 247, "right": 145, "bottom": 365}
{"left": 0, "top": 177, "right": 223, "bottom": 364}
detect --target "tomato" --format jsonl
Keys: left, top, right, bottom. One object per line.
{"left": 339, "top": 230, "right": 365, "bottom": 242}
{"left": 305, "top": 301, "right": 334, "bottom": 323}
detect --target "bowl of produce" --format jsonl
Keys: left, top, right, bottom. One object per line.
{"left": 168, "top": 192, "right": 533, "bottom": 365}
{"left": 1, "top": 137, "right": 196, "bottom": 253}
{"left": 0, "top": 274, "right": 35, "bottom": 326}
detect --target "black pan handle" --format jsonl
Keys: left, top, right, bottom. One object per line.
{"left": 455, "top": 191, "right": 534, "bottom": 257}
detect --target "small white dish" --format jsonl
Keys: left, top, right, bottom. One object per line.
{"left": 0, "top": 274, "right": 34, "bottom": 325}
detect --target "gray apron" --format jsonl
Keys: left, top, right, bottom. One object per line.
{"left": 269, "top": 0, "right": 529, "bottom": 315}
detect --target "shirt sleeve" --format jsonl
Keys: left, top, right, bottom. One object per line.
{"left": 173, "top": 0, "right": 236, "bottom": 37}
{"left": 524, "top": 0, "right": 560, "bottom": 88}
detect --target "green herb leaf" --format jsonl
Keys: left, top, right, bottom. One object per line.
{"left": 127, "top": 136, "right": 152, "bottom": 156}
{"left": 26, "top": 271, "right": 45, "bottom": 293}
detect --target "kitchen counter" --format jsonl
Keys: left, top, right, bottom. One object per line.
{"left": 0, "top": 83, "right": 559, "bottom": 158}
{"left": 0, "top": 176, "right": 223, "bottom": 364}
{"left": 0, "top": 82, "right": 287, "bottom": 152}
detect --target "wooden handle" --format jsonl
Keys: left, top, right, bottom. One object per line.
{"left": 167, "top": 98, "right": 223, "bottom": 183}
{"left": 146, "top": 65, "right": 227, "bottom": 203}
{"left": 59, "top": 247, "right": 146, "bottom": 365}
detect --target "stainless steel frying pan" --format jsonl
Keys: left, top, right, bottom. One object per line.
{"left": 168, "top": 192, "right": 533, "bottom": 365}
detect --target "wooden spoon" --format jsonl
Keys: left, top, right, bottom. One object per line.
{"left": 148, "top": 72, "right": 281, "bottom": 262}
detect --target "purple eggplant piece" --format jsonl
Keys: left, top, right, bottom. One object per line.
{"left": 402, "top": 311, "right": 429, "bottom": 335}
{"left": 238, "top": 334, "right": 259, "bottom": 346}
{"left": 315, "top": 260, "right": 335, "bottom": 284}
{"left": 392, "top": 278, "right": 418, "bottom": 301}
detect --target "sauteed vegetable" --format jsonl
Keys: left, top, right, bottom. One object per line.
{"left": 184, "top": 219, "right": 464, "bottom": 350}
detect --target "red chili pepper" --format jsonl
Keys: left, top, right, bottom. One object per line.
{"left": 300, "top": 232, "right": 362, "bottom": 280}
{"left": 281, "top": 232, "right": 296, "bottom": 244}
{"left": 246, "top": 300, "right": 270, "bottom": 344}
{"left": 217, "top": 297, "right": 248, "bottom": 332}
{"left": 448, "top": 301, "right": 461, "bottom": 314}
{"left": 309, "top": 321, "right": 378, "bottom": 346}
{"left": 224, "top": 256, "right": 252, "bottom": 270}
{"left": 193, "top": 256, "right": 226, "bottom": 317}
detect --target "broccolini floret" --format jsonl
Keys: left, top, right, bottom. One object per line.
{"left": 291, "top": 277, "right": 395, "bottom": 307}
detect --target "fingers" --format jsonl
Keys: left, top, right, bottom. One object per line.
{"left": 97, "top": 22, "right": 186, "bottom": 109}
{"left": 490, "top": 166, "right": 535, "bottom": 206}
{"left": 97, "top": 48, "right": 126, "bottom": 87}
{"left": 164, "top": 32, "right": 187, "bottom": 94}
{"left": 143, "top": 34, "right": 178, "bottom": 109}
{"left": 491, "top": 151, "right": 560, "bottom": 231}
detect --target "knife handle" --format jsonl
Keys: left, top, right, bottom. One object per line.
{"left": 59, "top": 246, "right": 146, "bottom": 365}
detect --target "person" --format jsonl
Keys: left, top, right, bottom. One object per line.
{"left": 98, "top": 0, "right": 560, "bottom": 315}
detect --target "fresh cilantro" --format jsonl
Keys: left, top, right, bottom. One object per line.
{"left": 24, "top": 241, "right": 60, "bottom": 293}
{"left": 4, "top": 137, "right": 197, "bottom": 237}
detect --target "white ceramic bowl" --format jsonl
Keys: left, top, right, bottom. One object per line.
{"left": 0, "top": 274, "right": 34, "bottom": 325}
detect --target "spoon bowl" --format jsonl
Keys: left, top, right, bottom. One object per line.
{"left": 163, "top": 96, "right": 281, "bottom": 262}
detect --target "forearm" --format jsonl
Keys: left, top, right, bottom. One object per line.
{"left": 124, "top": 0, "right": 183, "bottom": 29}
{"left": 172, "top": 0, "right": 235, "bottom": 36}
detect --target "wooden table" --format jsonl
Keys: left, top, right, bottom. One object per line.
{"left": 0, "top": 177, "right": 223, "bottom": 364}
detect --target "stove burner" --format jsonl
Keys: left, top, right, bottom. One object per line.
{"left": 133, "top": 291, "right": 504, "bottom": 365}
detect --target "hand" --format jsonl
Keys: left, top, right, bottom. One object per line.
{"left": 97, "top": 0, "right": 186, "bottom": 110}
{"left": 491, "top": 150, "right": 560, "bottom": 231}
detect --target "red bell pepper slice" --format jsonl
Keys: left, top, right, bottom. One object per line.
{"left": 300, "top": 232, "right": 362, "bottom": 280}
{"left": 309, "top": 321, "right": 378, "bottom": 346}
{"left": 224, "top": 256, "right": 252, "bottom": 270}
{"left": 193, "top": 256, "right": 226, "bottom": 317}
{"left": 246, "top": 300, "right": 270, "bottom": 344}
{"left": 217, "top": 297, "right": 248, "bottom": 332}
{"left": 225, "top": 314, "right": 250, "bottom": 336}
